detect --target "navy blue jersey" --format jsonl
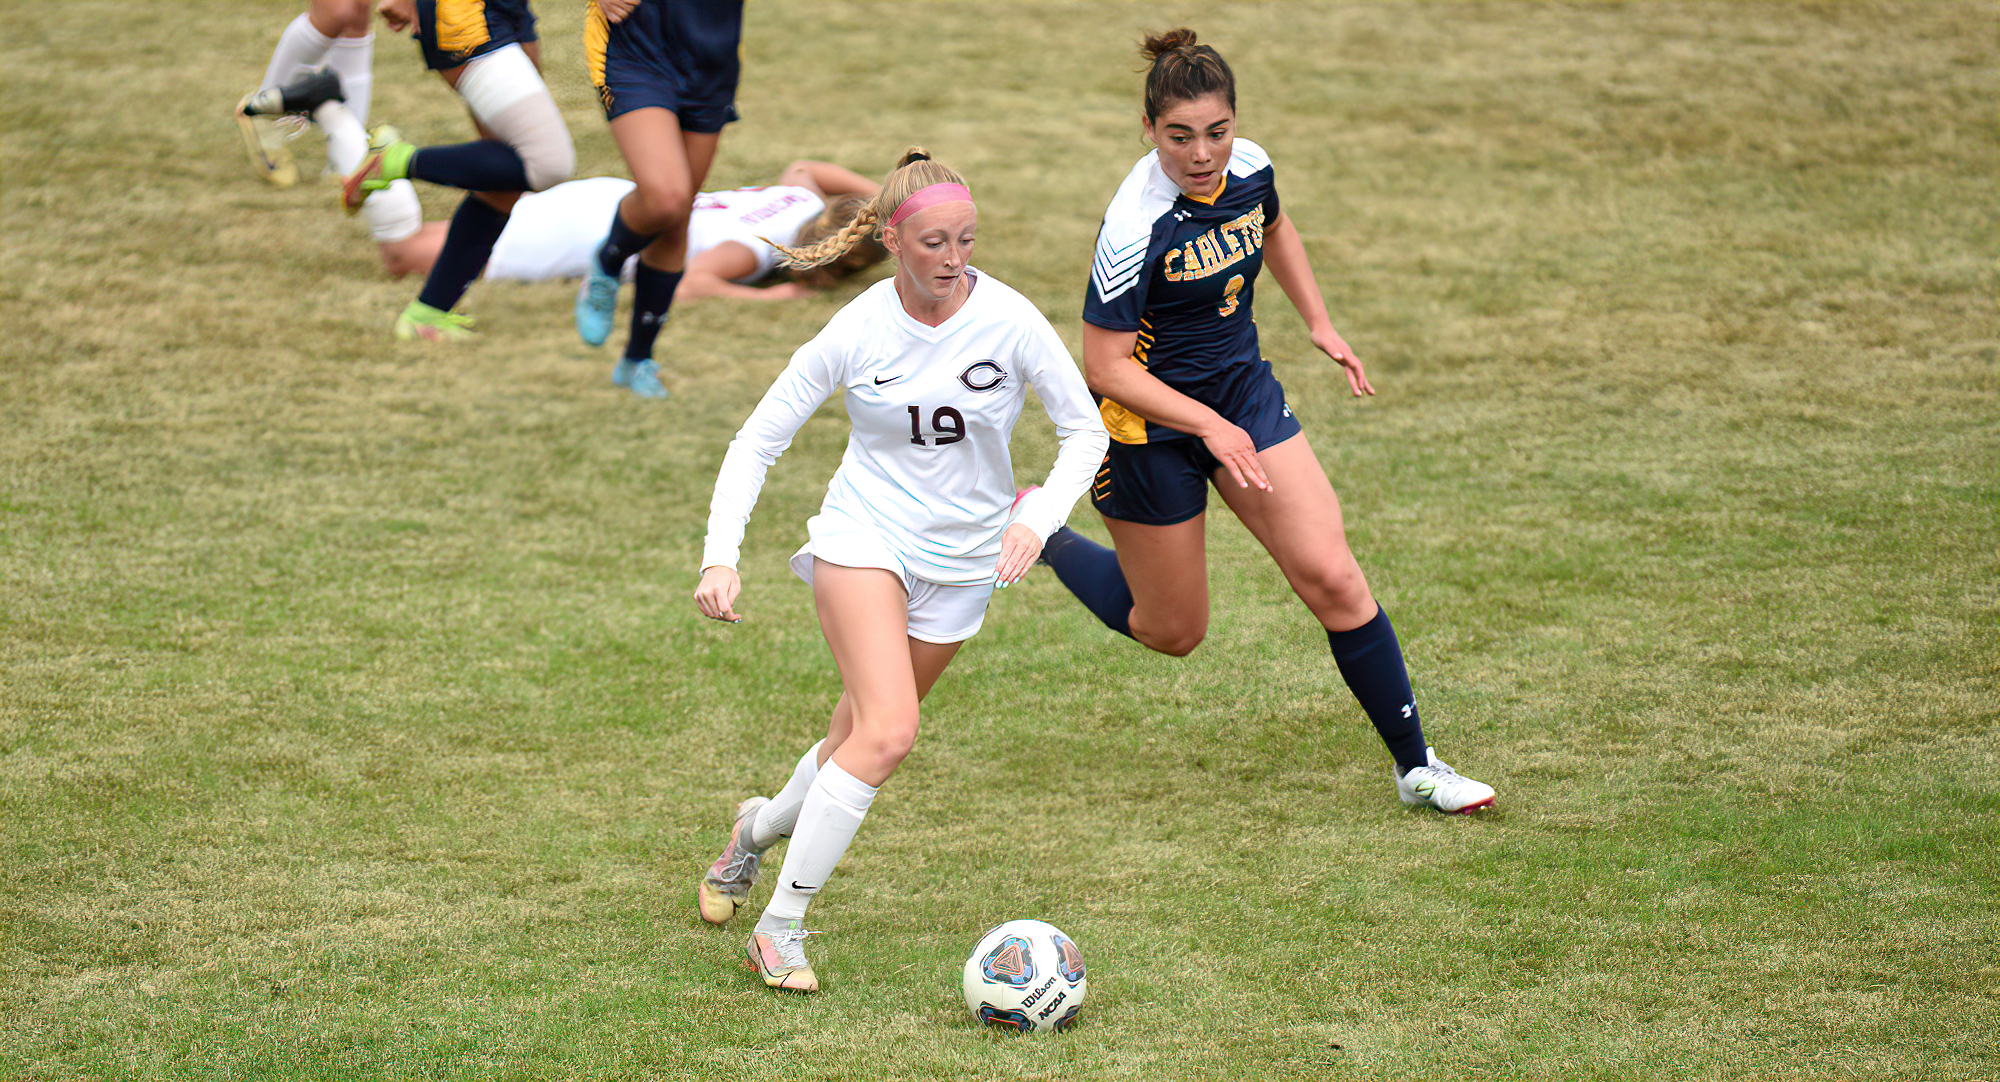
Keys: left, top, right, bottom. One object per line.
{"left": 1083, "top": 139, "right": 1281, "bottom": 444}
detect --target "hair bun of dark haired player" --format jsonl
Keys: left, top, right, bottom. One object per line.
{"left": 1140, "top": 27, "right": 1199, "bottom": 62}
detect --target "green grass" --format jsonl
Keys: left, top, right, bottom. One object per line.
{"left": 2, "top": 1, "right": 1996, "bottom": 1078}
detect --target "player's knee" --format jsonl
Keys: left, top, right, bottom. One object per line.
{"left": 1135, "top": 619, "right": 1207, "bottom": 657}
{"left": 632, "top": 180, "right": 695, "bottom": 230}
{"left": 1294, "top": 562, "right": 1371, "bottom": 625}
{"left": 848, "top": 710, "right": 919, "bottom": 771}
{"left": 520, "top": 132, "right": 574, "bottom": 192}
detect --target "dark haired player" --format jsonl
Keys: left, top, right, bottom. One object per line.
{"left": 1041, "top": 28, "right": 1497, "bottom": 813}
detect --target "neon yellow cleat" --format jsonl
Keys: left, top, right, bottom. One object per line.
{"left": 392, "top": 300, "right": 475, "bottom": 342}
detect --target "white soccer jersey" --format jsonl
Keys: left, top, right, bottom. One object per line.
{"left": 686, "top": 185, "right": 827, "bottom": 283}
{"left": 701, "top": 271, "right": 1110, "bottom": 586}
{"left": 483, "top": 179, "right": 824, "bottom": 283}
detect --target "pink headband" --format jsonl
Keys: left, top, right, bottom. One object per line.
{"left": 887, "top": 183, "right": 974, "bottom": 227}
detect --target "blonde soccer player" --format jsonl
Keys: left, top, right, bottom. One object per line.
{"left": 1039, "top": 29, "right": 1498, "bottom": 813}
{"left": 690, "top": 150, "right": 1110, "bottom": 993}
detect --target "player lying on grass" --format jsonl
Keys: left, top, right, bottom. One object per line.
{"left": 1039, "top": 28, "right": 1498, "bottom": 814}
{"left": 690, "top": 149, "right": 1110, "bottom": 993}
{"left": 375, "top": 162, "right": 887, "bottom": 301}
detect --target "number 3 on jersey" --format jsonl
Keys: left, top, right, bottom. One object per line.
{"left": 909, "top": 405, "right": 967, "bottom": 446}
{"left": 1218, "top": 274, "right": 1245, "bottom": 318}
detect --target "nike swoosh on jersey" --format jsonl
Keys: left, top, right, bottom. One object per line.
{"left": 873, "top": 374, "right": 904, "bottom": 385}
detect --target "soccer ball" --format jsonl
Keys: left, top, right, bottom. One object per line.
{"left": 961, "top": 919, "right": 1088, "bottom": 1034}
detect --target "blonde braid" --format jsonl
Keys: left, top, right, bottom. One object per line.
{"left": 772, "top": 204, "right": 883, "bottom": 271}
{"left": 774, "top": 147, "right": 968, "bottom": 273}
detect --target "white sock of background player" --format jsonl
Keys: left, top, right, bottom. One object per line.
{"left": 313, "top": 100, "right": 421, "bottom": 243}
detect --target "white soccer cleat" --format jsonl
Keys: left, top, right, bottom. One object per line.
{"left": 745, "top": 922, "right": 820, "bottom": 993}
{"left": 697, "top": 796, "right": 768, "bottom": 925}
{"left": 1396, "top": 747, "right": 1496, "bottom": 814}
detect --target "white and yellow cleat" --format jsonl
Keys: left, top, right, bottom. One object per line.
{"left": 1396, "top": 747, "right": 1497, "bottom": 814}
{"left": 745, "top": 922, "right": 819, "bottom": 993}
{"left": 234, "top": 96, "right": 297, "bottom": 188}
{"left": 697, "top": 796, "right": 768, "bottom": 925}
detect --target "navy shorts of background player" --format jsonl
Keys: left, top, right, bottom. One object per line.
{"left": 413, "top": 0, "right": 538, "bottom": 72}
{"left": 585, "top": 0, "right": 744, "bottom": 131}
{"left": 1082, "top": 137, "right": 1301, "bottom": 527}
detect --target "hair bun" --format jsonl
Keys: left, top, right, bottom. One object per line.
{"left": 896, "top": 146, "right": 934, "bottom": 168}
{"left": 1140, "top": 27, "right": 1199, "bottom": 63}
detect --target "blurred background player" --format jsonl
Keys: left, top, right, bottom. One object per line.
{"left": 385, "top": 160, "right": 887, "bottom": 303}
{"left": 235, "top": 0, "right": 377, "bottom": 187}
{"left": 239, "top": 69, "right": 427, "bottom": 275}
{"left": 690, "top": 150, "right": 1108, "bottom": 993}
{"left": 341, "top": 0, "right": 575, "bottom": 341}
{"left": 1039, "top": 29, "right": 1499, "bottom": 813}
{"left": 575, "top": 0, "right": 746, "bottom": 398}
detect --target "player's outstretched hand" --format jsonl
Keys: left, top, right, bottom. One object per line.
{"left": 993, "top": 523, "right": 1043, "bottom": 588}
{"left": 1200, "top": 419, "right": 1271, "bottom": 492}
{"left": 375, "top": 0, "right": 416, "bottom": 33}
{"left": 1313, "top": 326, "right": 1374, "bottom": 397}
{"left": 694, "top": 566, "right": 744, "bottom": 623}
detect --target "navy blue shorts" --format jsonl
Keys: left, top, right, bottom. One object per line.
{"left": 414, "top": 0, "right": 537, "bottom": 72}
{"left": 1091, "top": 360, "right": 1303, "bottom": 526}
{"left": 586, "top": 0, "right": 744, "bottom": 131}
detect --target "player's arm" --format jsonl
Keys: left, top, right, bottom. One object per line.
{"left": 1081, "top": 322, "right": 1270, "bottom": 491}
{"left": 678, "top": 242, "right": 807, "bottom": 301}
{"left": 375, "top": 0, "right": 415, "bottom": 33}
{"left": 776, "top": 160, "right": 881, "bottom": 201}
{"left": 1259, "top": 210, "right": 1372, "bottom": 397}
{"left": 695, "top": 334, "right": 843, "bottom": 621}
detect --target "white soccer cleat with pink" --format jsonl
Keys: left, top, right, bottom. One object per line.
{"left": 1396, "top": 747, "right": 1496, "bottom": 814}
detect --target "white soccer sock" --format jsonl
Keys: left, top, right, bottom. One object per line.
{"left": 325, "top": 32, "right": 374, "bottom": 128}
{"left": 750, "top": 740, "right": 824, "bottom": 850}
{"left": 260, "top": 12, "right": 335, "bottom": 91}
{"left": 755, "top": 760, "right": 877, "bottom": 932}
{"left": 314, "top": 100, "right": 421, "bottom": 242}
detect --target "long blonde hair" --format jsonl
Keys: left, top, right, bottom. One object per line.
{"left": 772, "top": 148, "right": 969, "bottom": 271}
{"left": 781, "top": 194, "right": 886, "bottom": 289}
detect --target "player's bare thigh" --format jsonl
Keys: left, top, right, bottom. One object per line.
{"left": 1212, "top": 431, "right": 1377, "bottom": 633}
{"left": 1100, "top": 512, "right": 1210, "bottom": 656}
{"left": 606, "top": 108, "right": 721, "bottom": 265}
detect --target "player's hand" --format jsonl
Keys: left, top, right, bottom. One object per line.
{"left": 693, "top": 565, "right": 743, "bottom": 623}
{"left": 1199, "top": 419, "right": 1271, "bottom": 491}
{"left": 598, "top": 0, "right": 642, "bottom": 23}
{"left": 1313, "top": 326, "right": 1374, "bottom": 397}
{"left": 993, "top": 523, "right": 1043, "bottom": 588}
{"left": 375, "top": 0, "right": 416, "bottom": 33}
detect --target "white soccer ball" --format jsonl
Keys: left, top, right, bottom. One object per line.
{"left": 961, "top": 919, "right": 1088, "bottom": 1034}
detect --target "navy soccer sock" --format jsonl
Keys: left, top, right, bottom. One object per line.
{"left": 1326, "top": 607, "right": 1430, "bottom": 774}
{"left": 416, "top": 194, "right": 509, "bottom": 313}
{"left": 1041, "top": 527, "right": 1134, "bottom": 638}
{"left": 624, "top": 263, "right": 683, "bottom": 361}
{"left": 596, "top": 209, "right": 658, "bottom": 279}
{"left": 407, "top": 140, "right": 529, "bottom": 193}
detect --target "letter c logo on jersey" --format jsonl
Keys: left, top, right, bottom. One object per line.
{"left": 958, "top": 360, "right": 1007, "bottom": 393}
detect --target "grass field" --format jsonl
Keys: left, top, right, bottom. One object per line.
{"left": 2, "top": 1, "right": 1996, "bottom": 1079}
